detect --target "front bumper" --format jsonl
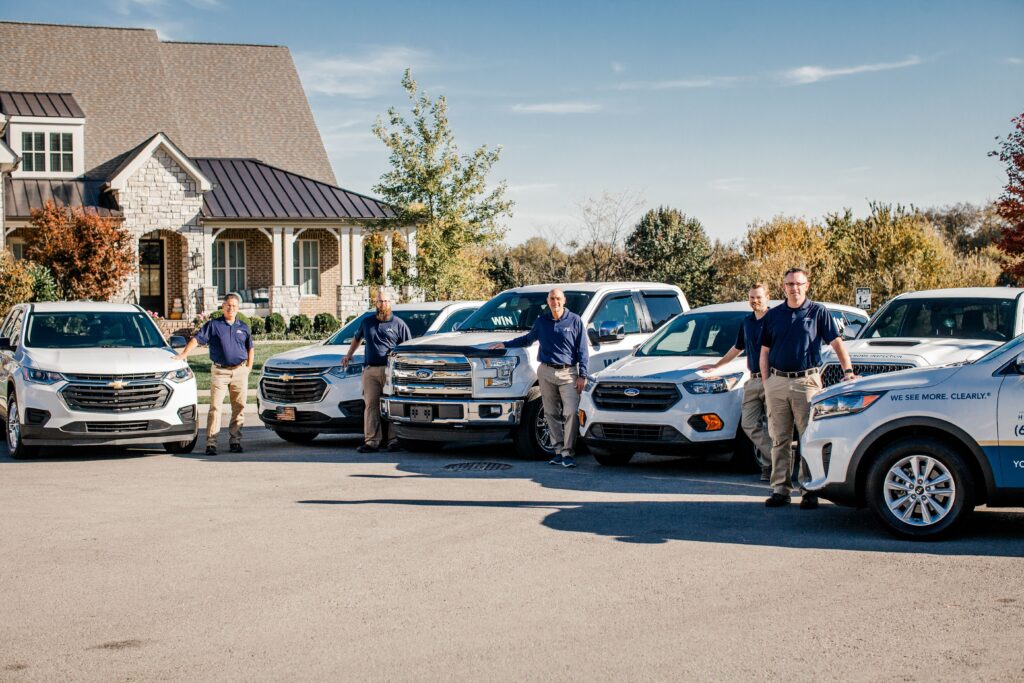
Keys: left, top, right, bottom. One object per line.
{"left": 800, "top": 417, "right": 863, "bottom": 506}
{"left": 22, "top": 417, "right": 197, "bottom": 446}
{"left": 257, "top": 373, "right": 365, "bottom": 433}
{"left": 382, "top": 396, "right": 524, "bottom": 427}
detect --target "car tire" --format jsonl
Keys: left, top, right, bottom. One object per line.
{"left": 729, "top": 430, "right": 763, "bottom": 473}
{"left": 274, "top": 430, "right": 318, "bottom": 444}
{"left": 590, "top": 446, "right": 634, "bottom": 466}
{"left": 513, "top": 387, "right": 555, "bottom": 461}
{"left": 397, "top": 437, "right": 437, "bottom": 453}
{"left": 164, "top": 434, "right": 198, "bottom": 454}
{"left": 866, "top": 438, "right": 975, "bottom": 540}
{"left": 6, "top": 392, "right": 39, "bottom": 460}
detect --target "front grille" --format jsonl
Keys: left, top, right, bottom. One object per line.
{"left": 85, "top": 421, "right": 149, "bottom": 433}
{"left": 821, "top": 362, "right": 916, "bottom": 387}
{"left": 592, "top": 382, "right": 681, "bottom": 412}
{"left": 62, "top": 379, "right": 170, "bottom": 413}
{"left": 391, "top": 354, "right": 472, "bottom": 397}
{"left": 63, "top": 372, "right": 165, "bottom": 381}
{"left": 260, "top": 374, "right": 328, "bottom": 403}
{"left": 263, "top": 365, "right": 327, "bottom": 376}
{"left": 590, "top": 423, "right": 681, "bottom": 442}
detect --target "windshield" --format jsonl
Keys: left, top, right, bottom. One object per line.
{"left": 324, "top": 309, "right": 443, "bottom": 345}
{"left": 25, "top": 311, "right": 167, "bottom": 349}
{"left": 861, "top": 297, "right": 1016, "bottom": 342}
{"left": 459, "top": 291, "right": 594, "bottom": 332}
{"left": 638, "top": 311, "right": 745, "bottom": 357}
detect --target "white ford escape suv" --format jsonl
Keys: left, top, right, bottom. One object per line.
{"left": 0, "top": 302, "right": 198, "bottom": 458}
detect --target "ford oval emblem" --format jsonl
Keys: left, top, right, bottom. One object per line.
{"left": 415, "top": 369, "right": 433, "bottom": 380}
{"left": 623, "top": 387, "right": 641, "bottom": 397}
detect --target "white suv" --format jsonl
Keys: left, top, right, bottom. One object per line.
{"left": 578, "top": 300, "right": 865, "bottom": 468}
{"left": 257, "top": 301, "right": 481, "bottom": 443}
{"left": 0, "top": 302, "right": 198, "bottom": 458}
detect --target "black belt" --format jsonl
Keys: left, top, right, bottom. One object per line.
{"left": 749, "top": 371, "right": 762, "bottom": 379}
{"left": 542, "top": 362, "right": 572, "bottom": 370}
{"left": 214, "top": 362, "right": 245, "bottom": 369}
{"left": 770, "top": 367, "right": 818, "bottom": 378}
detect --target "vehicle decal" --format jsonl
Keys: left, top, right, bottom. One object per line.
{"left": 889, "top": 391, "right": 991, "bottom": 402}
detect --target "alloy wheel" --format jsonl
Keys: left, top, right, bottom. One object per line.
{"left": 883, "top": 454, "right": 956, "bottom": 527}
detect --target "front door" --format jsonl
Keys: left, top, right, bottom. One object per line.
{"left": 139, "top": 239, "right": 165, "bottom": 315}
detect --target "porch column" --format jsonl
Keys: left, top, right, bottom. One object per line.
{"left": 202, "top": 226, "right": 214, "bottom": 288}
{"left": 271, "top": 227, "right": 283, "bottom": 287}
{"left": 383, "top": 232, "right": 394, "bottom": 284}
{"left": 282, "top": 227, "right": 295, "bottom": 285}
{"left": 352, "top": 226, "right": 365, "bottom": 284}
{"left": 405, "top": 225, "right": 417, "bottom": 279}
{"left": 340, "top": 226, "right": 352, "bottom": 286}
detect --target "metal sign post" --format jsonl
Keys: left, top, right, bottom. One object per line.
{"left": 855, "top": 287, "right": 871, "bottom": 310}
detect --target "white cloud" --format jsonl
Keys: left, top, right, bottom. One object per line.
{"left": 782, "top": 55, "right": 922, "bottom": 85}
{"left": 296, "top": 47, "right": 429, "bottom": 98}
{"left": 611, "top": 76, "right": 739, "bottom": 91}
{"left": 1006, "top": 57, "right": 1024, "bottom": 65}
{"left": 611, "top": 62, "right": 625, "bottom": 74}
{"left": 511, "top": 102, "right": 602, "bottom": 114}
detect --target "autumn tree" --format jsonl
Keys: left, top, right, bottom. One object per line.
{"left": 26, "top": 202, "right": 137, "bottom": 301}
{"left": 730, "top": 215, "right": 834, "bottom": 301}
{"left": 372, "top": 69, "right": 512, "bottom": 299}
{"left": 486, "top": 237, "right": 573, "bottom": 291}
{"left": 0, "top": 251, "right": 33, "bottom": 317}
{"left": 991, "top": 113, "right": 1024, "bottom": 283}
{"left": 567, "top": 191, "right": 641, "bottom": 282}
{"left": 625, "top": 207, "right": 716, "bottom": 306}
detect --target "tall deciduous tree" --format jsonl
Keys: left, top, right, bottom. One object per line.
{"left": 26, "top": 202, "right": 136, "bottom": 301}
{"left": 991, "top": 113, "right": 1024, "bottom": 283}
{"left": 567, "top": 190, "right": 641, "bottom": 282}
{"left": 372, "top": 69, "right": 512, "bottom": 298}
{"left": 625, "top": 207, "right": 716, "bottom": 306}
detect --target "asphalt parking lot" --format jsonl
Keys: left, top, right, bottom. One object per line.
{"left": 3, "top": 422, "right": 1024, "bottom": 682}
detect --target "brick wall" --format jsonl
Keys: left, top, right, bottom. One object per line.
{"left": 213, "top": 228, "right": 273, "bottom": 290}
{"left": 297, "top": 228, "right": 340, "bottom": 318}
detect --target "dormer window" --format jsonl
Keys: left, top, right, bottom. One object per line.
{"left": 1, "top": 92, "right": 85, "bottom": 178}
{"left": 19, "top": 131, "right": 72, "bottom": 172}
{"left": 49, "top": 132, "right": 73, "bottom": 172}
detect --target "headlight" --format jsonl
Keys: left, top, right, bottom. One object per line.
{"left": 482, "top": 355, "right": 519, "bottom": 388}
{"left": 683, "top": 373, "right": 743, "bottom": 394}
{"left": 167, "top": 367, "right": 194, "bottom": 383}
{"left": 583, "top": 377, "right": 596, "bottom": 393}
{"left": 327, "top": 363, "right": 364, "bottom": 379}
{"left": 811, "top": 392, "right": 885, "bottom": 420}
{"left": 23, "top": 368, "right": 65, "bottom": 385}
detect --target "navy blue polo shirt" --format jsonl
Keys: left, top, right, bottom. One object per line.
{"left": 194, "top": 317, "right": 253, "bottom": 367}
{"left": 760, "top": 299, "right": 839, "bottom": 372}
{"left": 504, "top": 310, "right": 589, "bottom": 377}
{"left": 733, "top": 312, "right": 767, "bottom": 374}
{"left": 354, "top": 314, "right": 411, "bottom": 366}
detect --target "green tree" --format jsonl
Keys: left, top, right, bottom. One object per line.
{"left": 625, "top": 207, "right": 716, "bottom": 306}
{"left": 372, "top": 69, "right": 512, "bottom": 299}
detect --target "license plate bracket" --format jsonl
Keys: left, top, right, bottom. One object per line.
{"left": 276, "top": 406, "right": 296, "bottom": 421}
{"left": 410, "top": 405, "right": 433, "bottom": 423}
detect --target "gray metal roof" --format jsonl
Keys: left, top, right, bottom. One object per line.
{"left": 4, "top": 177, "right": 121, "bottom": 218}
{"left": 0, "top": 91, "right": 85, "bottom": 118}
{"left": 196, "top": 158, "right": 396, "bottom": 221}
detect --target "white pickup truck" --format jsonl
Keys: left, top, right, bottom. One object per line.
{"left": 820, "top": 287, "right": 1024, "bottom": 387}
{"left": 381, "top": 282, "right": 688, "bottom": 458}
{"left": 257, "top": 301, "right": 481, "bottom": 443}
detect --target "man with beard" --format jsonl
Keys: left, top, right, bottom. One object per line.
{"left": 343, "top": 291, "right": 411, "bottom": 453}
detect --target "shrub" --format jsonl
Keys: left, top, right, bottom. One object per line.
{"left": 248, "top": 315, "right": 265, "bottom": 335}
{"left": 344, "top": 314, "right": 357, "bottom": 324}
{"left": 210, "top": 309, "right": 251, "bottom": 326}
{"left": 0, "top": 252, "right": 33, "bottom": 318}
{"left": 313, "top": 312, "right": 339, "bottom": 335}
{"left": 288, "top": 313, "right": 313, "bottom": 338}
{"left": 266, "top": 312, "right": 287, "bottom": 335}
{"left": 25, "top": 262, "right": 60, "bottom": 302}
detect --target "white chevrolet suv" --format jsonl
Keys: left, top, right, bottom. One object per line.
{"left": 803, "top": 332, "right": 1024, "bottom": 539}
{"left": 0, "top": 302, "right": 198, "bottom": 459}
{"left": 257, "top": 301, "right": 481, "bottom": 443}
{"left": 819, "top": 287, "right": 1024, "bottom": 387}
{"left": 578, "top": 300, "right": 865, "bottom": 469}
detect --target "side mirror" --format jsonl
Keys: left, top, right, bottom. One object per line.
{"left": 842, "top": 322, "right": 863, "bottom": 340}
{"left": 0, "top": 337, "right": 13, "bottom": 352}
{"left": 598, "top": 321, "right": 625, "bottom": 343}
{"left": 168, "top": 335, "right": 188, "bottom": 349}
{"left": 587, "top": 327, "right": 600, "bottom": 346}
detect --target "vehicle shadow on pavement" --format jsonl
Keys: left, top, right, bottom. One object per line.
{"left": 296, "top": 497, "right": 1024, "bottom": 557}
{"left": 0, "top": 444, "right": 158, "bottom": 462}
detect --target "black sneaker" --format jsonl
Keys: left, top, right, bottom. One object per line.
{"left": 356, "top": 444, "right": 379, "bottom": 454}
{"left": 387, "top": 442, "right": 403, "bottom": 453}
{"left": 229, "top": 443, "right": 244, "bottom": 453}
{"left": 205, "top": 444, "right": 217, "bottom": 456}
{"left": 800, "top": 494, "right": 819, "bottom": 510}
{"left": 764, "top": 493, "right": 791, "bottom": 508}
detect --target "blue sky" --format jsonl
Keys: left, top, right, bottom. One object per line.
{"left": 5, "top": 0, "right": 1024, "bottom": 244}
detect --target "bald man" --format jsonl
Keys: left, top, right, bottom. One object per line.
{"left": 490, "top": 288, "right": 589, "bottom": 467}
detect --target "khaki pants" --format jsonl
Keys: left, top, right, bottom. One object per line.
{"left": 537, "top": 363, "right": 580, "bottom": 457}
{"left": 208, "top": 364, "right": 249, "bottom": 445}
{"left": 764, "top": 371, "right": 822, "bottom": 495}
{"left": 740, "top": 377, "right": 772, "bottom": 467}
{"left": 361, "top": 365, "right": 394, "bottom": 448}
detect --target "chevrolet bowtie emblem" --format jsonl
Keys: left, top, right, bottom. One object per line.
{"left": 280, "top": 373, "right": 294, "bottom": 382}
{"left": 108, "top": 380, "right": 127, "bottom": 390}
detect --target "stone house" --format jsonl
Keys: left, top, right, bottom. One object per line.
{"left": 0, "top": 21, "right": 415, "bottom": 326}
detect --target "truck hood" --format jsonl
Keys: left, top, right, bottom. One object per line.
{"left": 814, "top": 363, "right": 965, "bottom": 402}
{"left": 263, "top": 343, "right": 356, "bottom": 370}
{"left": 395, "top": 331, "right": 523, "bottom": 356}
{"left": 594, "top": 354, "right": 745, "bottom": 383}
{"left": 25, "top": 347, "right": 187, "bottom": 375}
{"left": 824, "top": 338, "right": 998, "bottom": 367}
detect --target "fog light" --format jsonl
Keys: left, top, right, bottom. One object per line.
{"left": 177, "top": 405, "right": 196, "bottom": 422}
{"left": 480, "top": 405, "right": 502, "bottom": 418}
{"left": 688, "top": 413, "right": 723, "bottom": 432}
{"left": 26, "top": 408, "right": 50, "bottom": 425}
{"left": 578, "top": 409, "right": 586, "bottom": 427}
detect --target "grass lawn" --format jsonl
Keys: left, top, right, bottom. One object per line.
{"left": 189, "top": 340, "right": 319, "bottom": 390}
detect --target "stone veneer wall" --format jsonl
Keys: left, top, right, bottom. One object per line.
{"left": 117, "top": 147, "right": 204, "bottom": 315}
{"left": 297, "top": 229, "right": 341, "bottom": 318}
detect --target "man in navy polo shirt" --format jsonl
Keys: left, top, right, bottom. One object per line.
{"left": 699, "top": 283, "right": 773, "bottom": 480}
{"left": 175, "top": 293, "right": 254, "bottom": 455}
{"left": 342, "top": 290, "right": 411, "bottom": 453}
{"left": 490, "top": 288, "right": 589, "bottom": 467}
{"left": 759, "top": 268, "right": 855, "bottom": 509}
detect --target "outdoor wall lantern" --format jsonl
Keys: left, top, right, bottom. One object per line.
{"left": 189, "top": 247, "right": 204, "bottom": 271}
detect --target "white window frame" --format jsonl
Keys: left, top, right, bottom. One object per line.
{"left": 7, "top": 237, "right": 26, "bottom": 261}
{"left": 8, "top": 117, "right": 85, "bottom": 179}
{"left": 213, "top": 239, "right": 246, "bottom": 297}
{"left": 293, "top": 238, "right": 320, "bottom": 296}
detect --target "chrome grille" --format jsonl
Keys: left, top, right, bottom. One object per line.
{"left": 263, "top": 365, "right": 327, "bottom": 376}
{"left": 391, "top": 354, "right": 472, "bottom": 397}
{"left": 260, "top": 369, "right": 328, "bottom": 404}
{"left": 85, "top": 421, "right": 149, "bottom": 433}
{"left": 592, "top": 382, "right": 681, "bottom": 412}
{"left": 64, "top": 372, "right": 165, "bottom": 381}
{"left": 821, "top": 362, "right": 915, "bottom": 387}
{"left": 61, "top": 378, "right": 170, "bottom": 413}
